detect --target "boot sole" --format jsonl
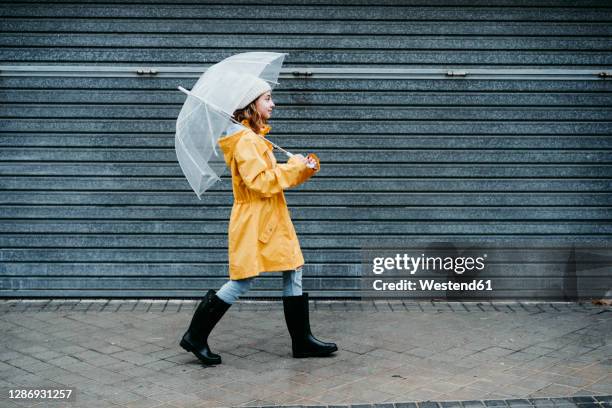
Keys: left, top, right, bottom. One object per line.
{"left": 180, "top": 338, "right": 221, "bottom": 365}
{"left": 293, "top": 345, "right": 338, "bottom": 358}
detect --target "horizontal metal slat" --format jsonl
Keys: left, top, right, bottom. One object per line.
{"left": 3, "top": 90, "right": 612, "bottom": 106}
{"left": 2, "top": 135, "right": 612, "bottom": 149}
{"left": 5, "top": 34, "right": 612, "bottom": 51}
{"left": 1, "top": 220, "right": 611, "bottom": 238}
{"left": 2, "top": 49, "right": 610, "bottom": 66}
{"left": 6, "top": 105, "right": 612, "bottom": 121}
{"left": 2, "top": 77, "right": 609, "bottom": 90}
{"left": 6, "top": 0, "right": 612, "bottom": 6}
{"left": 3, "top": 163, "right": 611, "bottom": 178}
{"left": 2, "top": 225, "right": 612, "bottom": 247}
{"left": 1, "top": 191, "right": 609, "bottom": 206}
{"left": 1, "top": 5, "right": 610, "bottom": 21}
{"left": 2, "top": 207, "right": 610, "bottom": 222}
{"left": 1, "top": 176, "right": 611, "bottom": 191}
{"left": 2, "top": 148, "right": 609, "bottom": 163}
{"left": 2, "top": 19, "right": 611, "bottom": 36}
{"left": 3, "top": 119, "right": 611, "bottom": 134}
{"left": 3, "top": 247, "right": 609, "bottom": 265}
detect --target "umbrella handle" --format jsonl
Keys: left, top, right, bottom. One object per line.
{"left": 265, "top": 139, "right": 293, "bottom": 158}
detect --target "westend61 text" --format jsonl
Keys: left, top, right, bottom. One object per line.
{"left": 373, "top": 279, "right": 493, "bottom": 291}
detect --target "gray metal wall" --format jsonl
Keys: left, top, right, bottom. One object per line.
{"left": 1, "top": 1, "right": 611, "bottom": 299}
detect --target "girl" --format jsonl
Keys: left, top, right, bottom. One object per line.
{"left": 180, "top": 75, "right": 338, "bottom": 365}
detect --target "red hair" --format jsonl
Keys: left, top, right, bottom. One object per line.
{"left": 233, "top": 99, "right": 267, "bottom": 134}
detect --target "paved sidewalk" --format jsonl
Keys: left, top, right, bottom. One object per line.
{"left": 0, "top": 299, "right": 610, "bottom": 407}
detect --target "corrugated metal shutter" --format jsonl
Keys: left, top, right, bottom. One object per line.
{"left": 1, "top": 1, "right": 611, "bottom": 299}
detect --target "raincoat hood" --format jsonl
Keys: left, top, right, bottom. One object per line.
{"left": 218, "top": 120, "right": 273, "bottom": 167}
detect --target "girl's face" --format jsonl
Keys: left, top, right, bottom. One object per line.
{"left": 255, "top": 91, "right": 275, "bottom": 120}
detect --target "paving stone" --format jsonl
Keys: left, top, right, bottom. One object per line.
{"left": 462, "top": 401, "right": 486, "bottom": 408}
{"left": 506, "top": 399, "right": 533, "bottom": 407}
{"left": 440, "top": 402, "right": 464, "bottom": 408}
{"left": 395, "top": 403, "right": 418, "bottom": 408}
{"left": 530, "top": 399, "right": 555, "bottom": 408}
{"left": 550, "top": 397, "right": 579, "bottom": 407}
{"left": 484, "top": 401, "right": 508, "bottom": 407}
{"left": 419, "top": 402, "right": 440, "bottom": 408}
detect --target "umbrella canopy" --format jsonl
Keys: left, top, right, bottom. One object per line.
{"left": 175, "top": 52, "right": 288, "bottom": 199}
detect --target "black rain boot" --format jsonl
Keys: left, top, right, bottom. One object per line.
{"left": 180, "top": 289, "right": 231, "bottom": 365}
{"left": 282, "top": 292, "right": 338, "bottom": 358}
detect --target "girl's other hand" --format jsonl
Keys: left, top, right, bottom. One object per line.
{"left": 291, "top": 153, "right": 317, "bottom": 170}
{"left": 305, "top": 157, "right": 317, "bottom": 169}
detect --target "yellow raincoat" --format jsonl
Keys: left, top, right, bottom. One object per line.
{"left": 217, "top": 120, "right": 320, "bottom": 280}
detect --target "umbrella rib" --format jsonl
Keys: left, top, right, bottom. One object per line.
{"left": 176, "top": 136, "right": 222, "bottom": 197}
{"left": 177, "top": 86, "right": 234, "bottom": 117}
{"left": 203, "top": 102, "right": 220, "bottom": 157}
{"left": 175, "top": 99, "right": 204, "bottom": 131}
{"left": 176, "top": 136, "right": 207, "bottom": 176}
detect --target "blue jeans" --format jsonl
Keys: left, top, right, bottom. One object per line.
{"left": 216, "top": 267, "right": 303, "bottom": 304}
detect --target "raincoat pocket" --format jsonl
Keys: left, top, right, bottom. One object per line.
{"left": 258, "top": 215, "right": 278, "bottom": 244}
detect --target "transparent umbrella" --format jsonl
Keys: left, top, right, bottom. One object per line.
{"left": 175, "top": 51, "right": 293, "bottom": 199}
